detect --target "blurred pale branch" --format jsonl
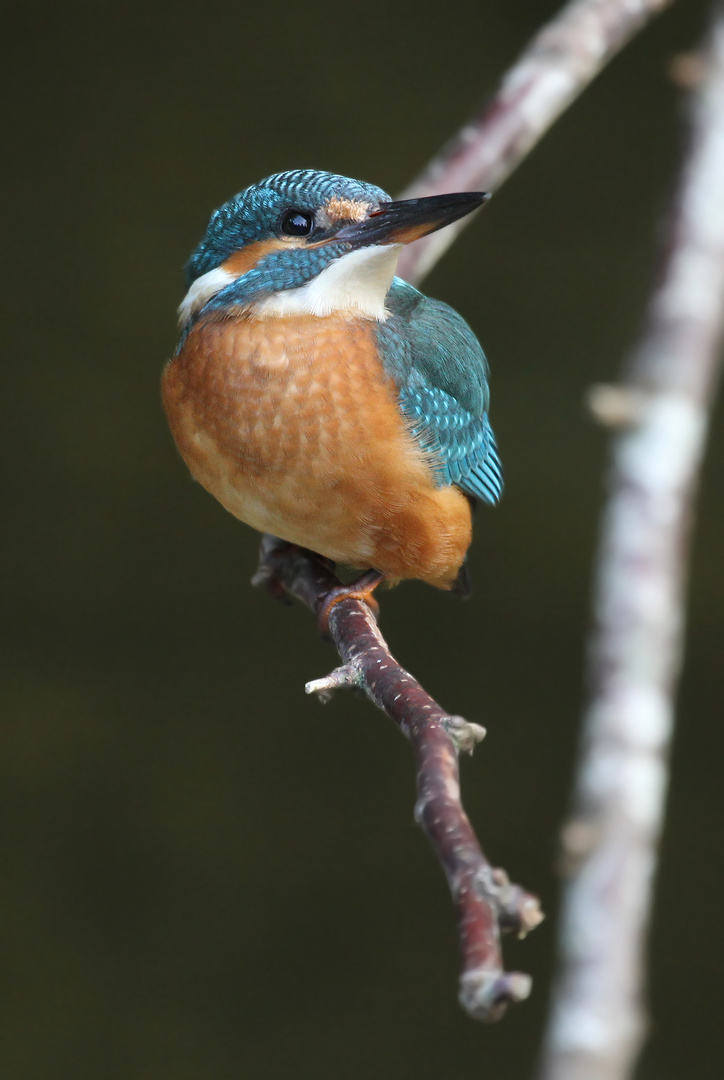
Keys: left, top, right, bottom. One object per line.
{"left": 537, "top": 5, "right": 724, "bottom": 1078}
{"left": 398, "top": 0, "right": 673, "bottom": 285}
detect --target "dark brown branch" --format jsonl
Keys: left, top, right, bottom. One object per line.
{"left": 253, "top": 535, "right": 542, "bottom": 1022}
{"left": 397, "top": 0, "right": 673, "bottom": 286}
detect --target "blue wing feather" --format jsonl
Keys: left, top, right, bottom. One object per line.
{"left": 377, "top": 279, "right": 503, "bottom": 506}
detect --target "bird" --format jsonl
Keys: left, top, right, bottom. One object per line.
{"left": 163, "top": 169, "right": 502, "bottom": 628}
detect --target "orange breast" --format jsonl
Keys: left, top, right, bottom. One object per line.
{"left": 162, "top": 312, "right": 472, "bottom": 588}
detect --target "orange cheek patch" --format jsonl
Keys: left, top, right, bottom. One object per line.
{"left": 220, "top": 233, "right": 340, "bottom": 283}
{"left": 221, "top": 238, "right": 293, "bottom": 277}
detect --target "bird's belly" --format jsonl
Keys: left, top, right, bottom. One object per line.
{"left": 162, "top": 313, "right": 471, "bottom": 585}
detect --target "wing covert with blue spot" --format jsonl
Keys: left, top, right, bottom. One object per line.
{"left": 376, "top": 279, "right": 503, "bottom": 506}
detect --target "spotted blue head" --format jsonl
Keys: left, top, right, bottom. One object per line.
{"left": 178, "top": 169, "right": 487, "bottom": 329}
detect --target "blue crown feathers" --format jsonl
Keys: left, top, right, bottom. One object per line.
{"left": 186, "top": 169, "right": 390, "bottom": 284}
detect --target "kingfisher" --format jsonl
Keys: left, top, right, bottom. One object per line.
{"left": 163, "top": 169, "right": 502, "bottom": 627}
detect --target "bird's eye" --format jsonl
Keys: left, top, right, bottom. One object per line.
{"left": 281, "top": 209, "right": 314, "bottom": 236}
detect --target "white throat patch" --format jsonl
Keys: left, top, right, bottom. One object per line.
{"left": 251, "top": 244, "right": 403, "bottom": 321}
{"left": 177, "top": 266, "right": 236, "bottom": 328}
{"left": 177, "top": 242, "right": 402, "bottom": 329}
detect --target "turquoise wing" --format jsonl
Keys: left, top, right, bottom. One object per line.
{"left": 376, "top": 278, "right": 503, "bottom": 506}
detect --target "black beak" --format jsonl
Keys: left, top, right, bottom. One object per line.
{"left": 333, "top": 191, "right": 489, "bottom": 248}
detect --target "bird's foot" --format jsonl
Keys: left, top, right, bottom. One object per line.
{"left": 317, "top": 569, "right": 384, "bottom": 637}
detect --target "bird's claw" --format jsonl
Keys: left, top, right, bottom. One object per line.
{"left": 317, "top": 570, "right": 384, "bottom": 637}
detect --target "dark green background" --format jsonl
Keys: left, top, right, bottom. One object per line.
{"left": 4, "top": 1, "right": 723, "bottom": 1077}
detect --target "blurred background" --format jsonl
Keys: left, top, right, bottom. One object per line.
{"left": 3, "top": 1, "right": 722, "bottom": 1077}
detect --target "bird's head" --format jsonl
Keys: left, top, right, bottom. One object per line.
{"left": 178, "top": 169, "right": 487, "bottom": 328}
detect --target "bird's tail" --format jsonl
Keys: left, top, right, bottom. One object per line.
{"left": 452, "top": 556, "right": 473, "bottom": 599}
